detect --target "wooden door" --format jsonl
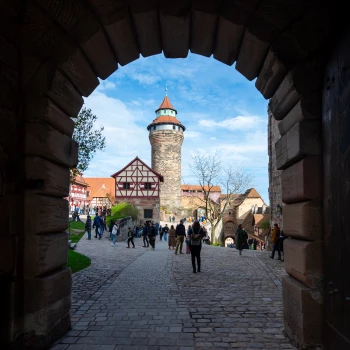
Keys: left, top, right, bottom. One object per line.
{"left": 323, "top": 26, "right": 350, "bottom": 349}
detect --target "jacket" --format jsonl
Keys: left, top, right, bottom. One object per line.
{"left": 175, "top": 223, "right": 186, "bottom": 237}
{"left": 271, "top": 227, "right": 280, "bottom": 244}
{"left": 93, "top": 216, "right": 102, "bottom": 228}
{"left": 85, "top": 217, "right": 92, "bottom": 230}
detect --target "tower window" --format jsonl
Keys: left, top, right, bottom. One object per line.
{"left": 123, "top": 182, "right": 131, "bottom": 190}
{"left": 144, "top": 209, "right": 153, "bottom": 218}
{"left": 173, "top": 125, "right": 175, "bottom": 130}
{"left": 144, "top": 183, "right": 152, "bottom": 190}
{"left": 153, "top": 126, "right": 156, "bottom": 131}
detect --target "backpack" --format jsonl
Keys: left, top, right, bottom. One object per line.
{"left": 191, "top": 228, "right": 202, "bottom": 246}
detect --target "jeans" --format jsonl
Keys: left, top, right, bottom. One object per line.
{"left": 111, "top": 234, "right": 116, "bottom": 244}
{"left": 159, "top": 233, "right": 163, "bottom": 241}
{"left": 94, "top": 226, "right": 100, "bottom": 237}
{"left": 271, "top": 242, "right": 281, "bottom": 259}
{"left": 87, "top": 230, "right": 91, "bottom": 239}
{"left": 99, "top": 226, "right": 104, "bottom": 237}
{"left": 143, "top": 236, "right": 149, "bottom": 246}
{"left": 163, "top": 233, "right": 168, "bottom": 241}
{"left": 175, "top": 236, "right": 185, "bottom": 253}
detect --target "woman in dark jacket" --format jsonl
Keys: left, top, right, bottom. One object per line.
{"left": 189, "top": 221, "right": 204, "bottom": 273}
{"left": 235, "top": 224, "right": 244, "bottom": 256}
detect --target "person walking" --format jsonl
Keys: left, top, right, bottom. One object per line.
{"left": 108, "top": 219, "right": 115, "bottom": 240}
{"left": 142, "top": 223, "right": 149, "bottom": 247}
{"left": 163, "top": 224, "right": 169, "bottom": 242}
{"left": 111, "top": 221, "right": 119, "bottom": 247}
{"left": 92, "top": 214, "right": 103, "bottom": 239}
{"left": 148, "top": 222, "right": 157, "bottom": 250}
{"left": 270, "top": 223, "right": 281, "bottom": 259}
{"left": 85, "top": 214, "right": 92, "bottom": 240}
{"left": 189, "top": 220, "right": 205, "bottom": 273}
{"left": 175, "top": 219, "right": 186, "bottom": 255}
{"left": 235, "top": 224, "right": 244, "bottom": 256}
{"left": 253, "top": 238, "right": 258, "bottom": 250}
{"left": 159, "top": 224, "right": 163, "bottom": 241}
{"left": 126, "top": 227, "right": 135, "bottom": 248}
{"left": 168, "top": 225, "right": 176, "bottom": 249}
{"left": 186, "top": 225, "right": 193, "bottom": 254}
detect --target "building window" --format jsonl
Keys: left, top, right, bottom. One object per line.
{"left": 144, "top": 209, "right": 153, "bottom": 218}
{"left": 144, "top": 183, "right": 152, "bottom": 190}
{"left": 123, "top": 182, "right": 131, "bottom": 190}
{"left": 173, "top": 125, "right": 175, "bottom": 130}
{"left": 153, "top": 126, "right": 156, "bottom": 131}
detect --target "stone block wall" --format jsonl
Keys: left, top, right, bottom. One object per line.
{"left": 116, "top": 197, "right": 160, "bottom": 225}
{"left": 149, "top": 130, "right": 183, "bottom": 209}
{"left": 268, "top": 107, "right": 283, "bottom": 229}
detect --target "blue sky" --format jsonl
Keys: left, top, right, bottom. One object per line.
{"left": 83, "top": 53, "right": 269, "bottom": 203}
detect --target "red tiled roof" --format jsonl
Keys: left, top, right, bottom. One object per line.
{"left": 84, "top": 178, "right": 115, "bottom": 201}
{"left": 156, "top": 96, "right": 176, "bottom": 111}
{"left": 151, "top": 116, "right": 181, "bottom": 125}
{"left": 181, "top": 185, "right": 221, "bottom": 192}
{"left": 73, "top": 174, "right": 89, "bottom": 187}
{"left": 246, "top": 188, "right": 262, "bottom": 198}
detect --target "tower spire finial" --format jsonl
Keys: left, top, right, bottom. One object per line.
{"left": 165, "top": 83, "right": 168, "bottom": 96}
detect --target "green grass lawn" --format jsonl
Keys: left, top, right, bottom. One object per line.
{"left": 66, "top": 221, "right": 91, "bottom": 273}
{"left": 68, "top": 220, "right": 85, "bottom": 230}
{"left": 67, "top": 250, "right": 91, "bottom": 273}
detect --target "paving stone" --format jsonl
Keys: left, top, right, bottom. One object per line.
{"left": 51, "top": 230, "right": 294, "bottom": 349}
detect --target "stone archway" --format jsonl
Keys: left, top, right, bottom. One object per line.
{"left": 0, "top": 1, "right": 342, "bottom": 348}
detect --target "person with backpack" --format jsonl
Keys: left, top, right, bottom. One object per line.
{"left": 175, "top": 219, "right": 186, "bottom": 255}
{"left": 269, "top": 223, "right": 281, "bottom": 260}
{"left": 189, "top": 220, "right": 205, "bottom": 273}
{"left": 126, "top": 227, "right": 135, "bottom": 248}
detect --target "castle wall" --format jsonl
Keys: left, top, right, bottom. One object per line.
{"left": 149, "top": 130, "right": 183, "bottom": 209}
{"left": 268, "top": 107, "right": 283, "bottom": 229}
{"left": 115, "top": 197, "right": 160, "bottom": 224}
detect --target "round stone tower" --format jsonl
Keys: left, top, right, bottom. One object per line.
{"left": 147, "top": 93, "right": 185, "bottom": 209}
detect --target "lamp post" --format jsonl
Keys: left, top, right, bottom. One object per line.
{"left": 276, "top": 204, "right": 282, "bottom": 215}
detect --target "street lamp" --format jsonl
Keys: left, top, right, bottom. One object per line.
{"left": 276, "top": 204, "right": 282, "bottom": 215}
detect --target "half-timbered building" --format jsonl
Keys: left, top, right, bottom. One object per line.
{"left": 111, "top": 157, "right": 164, "bottom": 223}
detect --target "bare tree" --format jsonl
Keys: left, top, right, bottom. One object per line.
{"left": 189, "top": 152, "right": 253, "bottom": 243}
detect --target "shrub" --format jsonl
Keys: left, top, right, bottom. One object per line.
{"left": 107, "top": 202, "right": 139, "bottom": 226}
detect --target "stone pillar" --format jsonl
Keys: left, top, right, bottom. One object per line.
{"left": 269, "top": 63, "right": 325, "bottom": 348}
{"left": 149, "top": 130, "right": 184, "bottom": 209}
{"left": 268, "top": 107, "right": 283, "bottom": 230}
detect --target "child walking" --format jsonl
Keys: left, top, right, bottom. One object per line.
{"left": 127, "top": 227, "right": 135, "bottom": 248}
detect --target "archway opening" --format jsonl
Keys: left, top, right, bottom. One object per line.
{"left": 1, "top": 1, "right": 339, "bottom": 348}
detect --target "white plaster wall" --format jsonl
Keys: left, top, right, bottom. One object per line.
{"left": 237, "top": 197, "right": 265, "bottom": 222}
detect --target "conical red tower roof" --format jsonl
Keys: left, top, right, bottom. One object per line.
{"left": 155, "top": 96, "right": 177, "bottom": 112}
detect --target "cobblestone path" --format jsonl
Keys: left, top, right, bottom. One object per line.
{"left": 52, "top": 231, "right": 295, "bottom": 350}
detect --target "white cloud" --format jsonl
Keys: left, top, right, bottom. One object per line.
{"left": 81, "top": 91, "right": 152, "bottom": 177}
{"left": 96, "top": 80, "right": 116, "bottom": 91}
{"left": 132, "top": 73, "right": 161, "bottom": 85}
{"left": 199, "top": 116, "right": 263, "bottom": 130}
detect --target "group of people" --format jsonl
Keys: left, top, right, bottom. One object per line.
{"left": 84, "top": 213, "right": 108, "bottom": 240}
{"left": 235, "top": 223, "right": 285, "bottom": 260}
